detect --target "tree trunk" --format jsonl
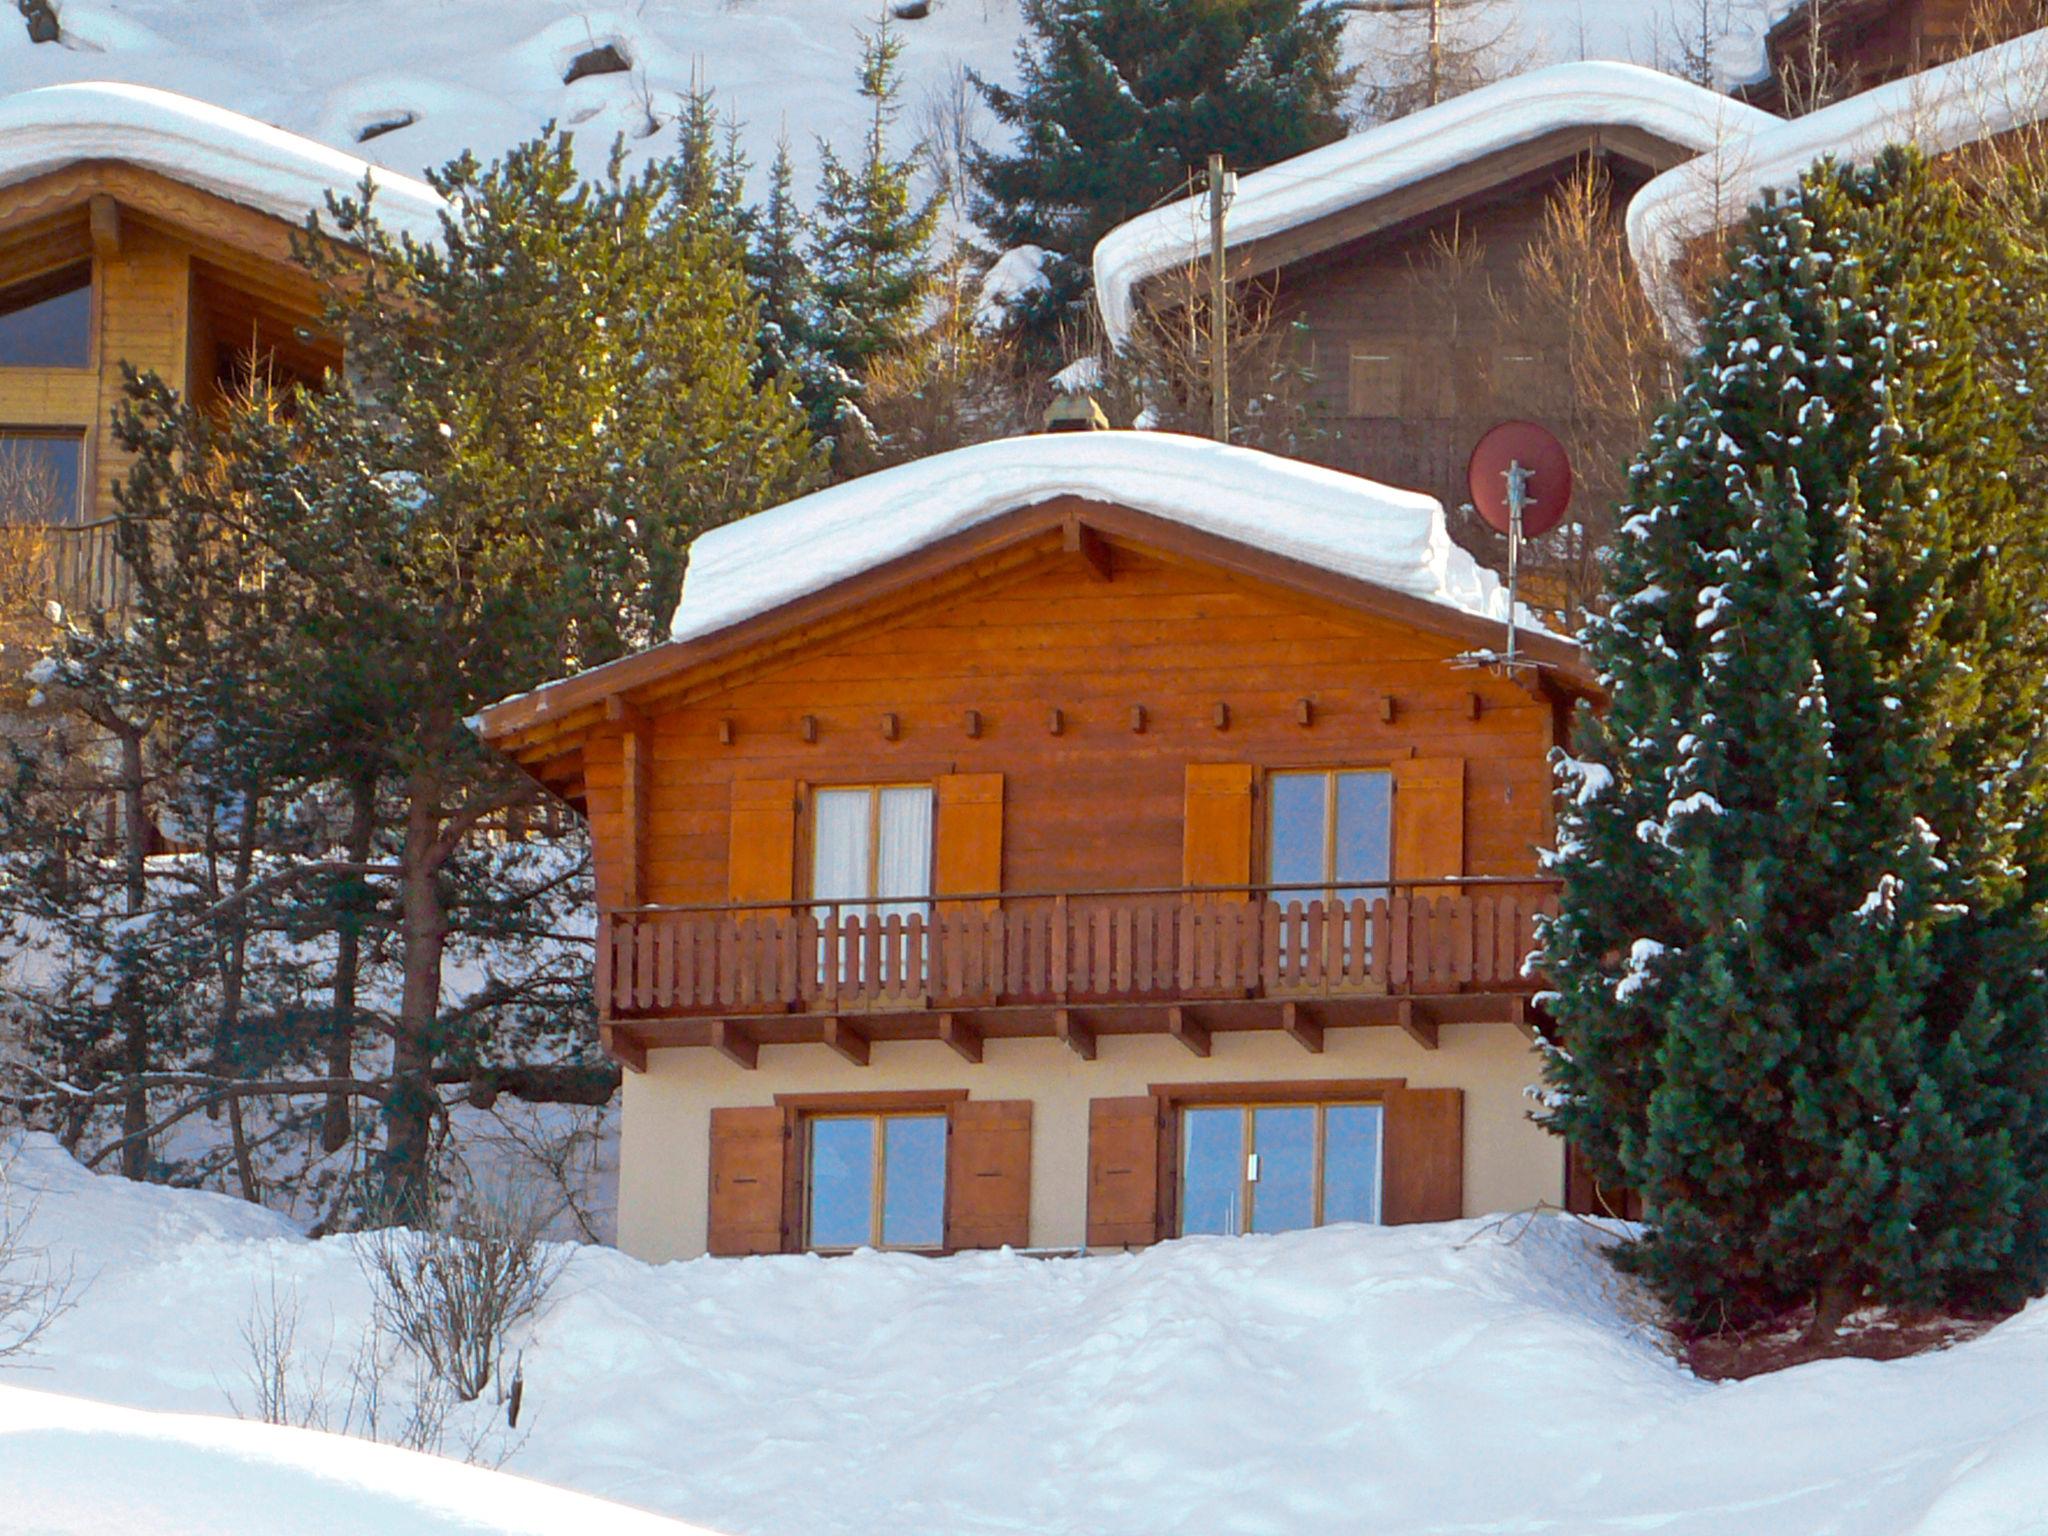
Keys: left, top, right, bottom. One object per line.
{"left": 1806, "top": 1280, "right": 1858, "bottom": 1343}
{"left": 115, "top": 720, "right": 151, "bottom": 1180}
{"left": 323, "top": 773, "right": 377, "bottom": 1155}
{"left": 380, "top": 770, "right": 449, "bottom": 1223}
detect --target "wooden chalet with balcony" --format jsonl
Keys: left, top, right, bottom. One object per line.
{"left": 0, "top": 81, "right": 443, "bottom": 613}
{"left": 478, "top": 431, "right": 1597, "bottom": 1262}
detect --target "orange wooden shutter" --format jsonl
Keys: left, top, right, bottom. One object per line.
{"left": 727, "top": 778, "right": 797, "bottom": 904}
{"left": 1392, "top": 757, "right": 1465, "bottom": 881}
{"left": 1381, "top": 1087, "right": 1463, "bottom": 1224}
{"left": 935, "top": 773, "right": 1004, "bottom": 909}
{"left": 945, "top": 1099, "right": 1032, "bottom": 1250}
{"left": 1087, "top": 1095, "right": 1165, "bottom": 1248}
{"left": 1182, "top": 763, "right": 1254, "bottom": 898}
{"left": 707, "top": 1105, "right": 793, "bottom": 1255}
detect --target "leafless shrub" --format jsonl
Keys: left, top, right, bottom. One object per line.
{"left": 358, "top": 1188, "right": 566, "bottom": 1403}
{"left": 0, "top": 1138, "right": 85, "bottom": 1362}
{"left": 918, "top": 62, "right": 987, "bottom": 224}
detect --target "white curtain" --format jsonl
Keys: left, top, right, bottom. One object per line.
{"left": 812, "top": 790, "right": 871, "bottom": 909}
{"left": 876, "top": 786, "right": 934, "bottom": 921}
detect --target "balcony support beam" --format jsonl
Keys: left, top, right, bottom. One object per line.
{"left": 1281, "top": 1001, "right": 1323, "bottom": 1054}
{"left": 1055, "top": 1008, "right": 1096, "bottom": 1061}
{"left": 710, "top": 1019, "right": 758, "bottom": 1070}
{"left": 1396, "top": 999, "right": 1438, "bottom": 1052}
{"left": 822, "top": 1016, "right": 870, "bottom": 1067}
{"left": 1167, "top": 1006, "right": 1211, "bottom": 1057}
{"left": 600, "top": 1022, "right": 648, "bottom": 1074}
{"left": 938, "top": 1012, "right": 983, "bottom": 1064}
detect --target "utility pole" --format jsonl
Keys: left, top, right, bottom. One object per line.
{"left": 1208, "top": 152, "right": 1234, "bottom": 444}
{"left": 1427, "top": 0, "right": 1444, "bottom": 106}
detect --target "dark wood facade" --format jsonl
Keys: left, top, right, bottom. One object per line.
{"left": 1744, "top": 0, "right": 2032, "bottom": 115}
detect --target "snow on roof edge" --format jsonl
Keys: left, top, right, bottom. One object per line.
{"left": 668, "top": 431, "right": 1559, "bottom": 647}
{"left": 1092, "top": 61, "right": 1780, "bottom": 347}
{"left": 1627, "top": 27, "right": 2048, "bottom": 333}
{"left": 0, "top": 81, "right": 449, "bottom": 245}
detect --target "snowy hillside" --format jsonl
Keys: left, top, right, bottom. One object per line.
{"left": 9, "top": 1131, "right": 2048, "bottom": 1536}
{"left": 5, "top": 1, "right": 1801, "bottom": 199}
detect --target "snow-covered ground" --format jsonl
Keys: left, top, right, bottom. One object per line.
{"left": 6, "top": 2, "right": 1800, "bottom": 197}
{"left": 10, "top": 1131, "right": 2048, "bottom": 1536}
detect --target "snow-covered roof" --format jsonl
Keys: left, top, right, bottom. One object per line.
{"left": 1628, "top": 27, "right": 2048, "bottom": 329}
{"left": 671, "top": 431, "right": 1547, "bottom": 644}
{"left": 0, "top": 81, "right": 448, "bottom": 245}
{"left": 1092, "top": 62, "right": 1779, "bottom": 346}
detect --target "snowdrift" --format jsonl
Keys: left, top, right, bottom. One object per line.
{"left": 11, "top": 1133, "right": 2048, "bottom": 1534}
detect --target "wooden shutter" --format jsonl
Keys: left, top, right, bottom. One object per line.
{"left": 1087, "top": 1095, "right": 1165, "bottom": 1248}
{"left": 727, "top": 778, "right": 797, "bottom": 903}
{"left": 1392, "top": 757, "right": 1465, "bottom": 881}
{"left": 945, "top": 1099, "right": 1032, "bottom": 1250}
{"left": 707, "top": 1105, "right": 792, "bottom": 1255}
{"left": 1182, "top": 763, "right": 1254, "bottom": 898}
{"left": 935, "top": 773, "right": 1004, "bottom": 910}
{"left": 1381, "top": 1087, "right": 1463, "bottom": 1224}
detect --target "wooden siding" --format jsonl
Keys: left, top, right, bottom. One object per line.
{"left": 1747, "top": 0, "right": 2010, "bottom": 115}
{"left": 1267, "top": 157, "right": 1650, "bottom": 511}
{"left": 578, "top": 543, "right": 1558, "bottom": 916}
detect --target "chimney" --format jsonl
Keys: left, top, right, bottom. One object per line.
{"left": 1042, "top": 394, "right": 1110, "bottom": 433}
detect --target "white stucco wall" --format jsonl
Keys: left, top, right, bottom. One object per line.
{"left": 617, "top": 1024, "right": 1563, "bottom": 1261}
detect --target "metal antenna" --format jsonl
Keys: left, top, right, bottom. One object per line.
{"left": 1502, "top": 459, "right": 1534, "bottom": 671}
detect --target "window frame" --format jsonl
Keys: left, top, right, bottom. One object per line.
{"left": 1265, "top": 766, "right": 1395, "bottom": 898}
{"left": 799, "top": 1106, "right": 951, "bottom": 1254}
{"left": 1175, "top": 1097, "right": 1385, "bottom": 1238}
{"left": 0, "top": 260, "right": 97, "bottom": 374}
{"left": 0, "top": 427, "right": 89, "bottom": 526}
{"left": 804, "top": 780, "right": 936, "bottom": 906}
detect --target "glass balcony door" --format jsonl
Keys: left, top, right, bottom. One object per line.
{"left": 811, "top": 784, "right": 934, "bottom": 987}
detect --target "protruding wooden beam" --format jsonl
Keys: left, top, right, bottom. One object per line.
{"left": 1063, "top": 517, "right": 1113, "bottom": 581}
{"left": 1054, "top": 1008, "right": 1096, "bottom": 1061}
{"left": 1396, "top": 999, "right": 1439, "bottom": 1052}
{"left": 938, "top": 1012, "right": 983, "bottom": 1064}
{"left": 600, "top": 1022, "right": 648, "bottom": 1074}
{"left": 1281, "top": 1001, "right": 1323, "bottom": 1054}
{"left": 1130, "top": 704, "right": 1147, "bottom": 733}
{"left": 822, "top": 1016, "right": 870, "bottom": 1066}
{"left": 1212, "top": 702, "right": 1231, "bottom": 731}
{"left": 1464, "top": 691, "right": 1482, "bottom": 722}
{"left": 963, "top": 709, "right": 982, "bottom": 739}
{"left": 1376, "top": 694, "right": 1396, "bottom": 723}
{"left": 88, "top": 193, "right": 122, "bottom": 258}
{"left": 1510, "top": 995, "right": 1539, "bottom": 1043}
{"left": 1167, "top": 1006, "right": 1211, "bottom": 1057}
{"left": 709, "top": 1020, "right": 758, "bottom": 1070}
{"left": 1296, "top": 698, "right": 1314, "bottom": 727}
{"left": 1047, "top": 706, "right": 1065, "bottom": 736}
{"left": 717, "top": 718, "right": 736, "bottom": 745}
{"left": 880, "top": 711, "right": 900, "bottom": 741}
{"left": 800, "top": 713, "right": 819, "bottom": 743}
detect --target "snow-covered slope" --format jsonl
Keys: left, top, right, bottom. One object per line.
{"left": 15, "top": 1131, "right": 2048, "bottom": 1536}
{"left": 1, "top": 1384, "right": 722, "bottom": 1536}
{"left": 5, "top": 2, "right": 1799, "bottom": 198}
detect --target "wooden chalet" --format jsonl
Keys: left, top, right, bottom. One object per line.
{"left": 1742, "top": 0, "right": 2039, "bottom": 115}
{"left": 478, "top": 431, "right": 1598, "bottom": 1261}
{"left": 1092, "top": 63, "right": 1778, "bottom": 518}
{"left": 0, "top": 82, "right": 443, "bottom": 611}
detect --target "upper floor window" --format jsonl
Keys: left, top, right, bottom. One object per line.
{"left": 0, "top": 431, "right": 84, "bottom": 525}
{"left": 0, "top": 264, "right": 91, "bottom": 369}
{"left": 1181, "top": 1100, "right": 1384, "bottom": 1236}
{"left": 1269, "top": 769, "right": 1392, "bottom": 899}
{"left": 811, "top": 784, "right": 934, "bottom": 919}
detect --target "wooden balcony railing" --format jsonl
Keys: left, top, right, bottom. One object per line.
{"left": 40, "top": 520, "right": 131, "bottom": 613}
{"left": 599, "top": 880, "right": 1560, "bottom": 1024}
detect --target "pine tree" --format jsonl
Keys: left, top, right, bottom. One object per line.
{"left": 748, "top": 139, "right": 835, "bottom": 420}
{"left": 1540, "top": 149, "right": 2048, "bottom": 1332}
{"left": 968, "top": 0, "right": 1351, "bottom": 331}
{"left": 809, "top": 19, "right": 943, "bottom": 444}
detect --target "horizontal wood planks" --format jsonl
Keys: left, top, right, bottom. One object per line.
{"left": 583, "top": 545, "right": 1555, "bottom": 913}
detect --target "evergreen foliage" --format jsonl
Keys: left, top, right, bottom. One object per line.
{"left": 968, "top": 0, "right": 1352, "bottom": 330}
{"left": 1540, "top": 149, "right": 2048, "bottom": 1330}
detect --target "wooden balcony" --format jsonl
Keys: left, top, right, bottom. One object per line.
{"left": 598, "top": 880, "right": 1560, "bottom": 1067}
{"left": 39, "top": 520, "right": 131, "bottom": 613}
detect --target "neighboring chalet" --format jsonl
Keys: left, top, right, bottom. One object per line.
{"left": 0, "top": 82, "right": 443, "bottom": 610}
{"left": 1742, "top": 0, "right": 2041, "bottom": 114}
{"left": 476, "top": 431, "right": 1597, "bottom": 1262}
{"left": 1092, "top": 63, "right": 1778, "bottom": 517}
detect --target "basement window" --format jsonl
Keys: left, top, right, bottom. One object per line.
{"left": 805, "top": 1112, "right": 947, "bottom": 1251}
{"left": 0, "top": 431, "right": 84, "bottom": 524}
{"left": 0, "top": 263, "right": 91, "bottom": 369}
{"left": 1180, "top": 1100, "right": 1383, "bottom": 1236}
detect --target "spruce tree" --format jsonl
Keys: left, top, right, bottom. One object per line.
{"left": 968, "top": 0, "right": 1351, "bottom": 330}
{"left": 809, "top": 19, "right": 942, "bottom": 445}
{"left": 749, "top": 139, "right": 836, "bottom": 423}
{"left": 1540, "top": 149, "right": 2048, "bottom": 1332}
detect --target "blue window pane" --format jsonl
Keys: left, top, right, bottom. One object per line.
{"left": 1324, "top": 1105, "right": 1384, "bottom": 1225}
{"left": 0, "top": 434, "right": 83, "bottom": 525}
{"left": 1250, "top": 1106, "right": 1316, "bottom": 1234}
{"left": 808, "top": 1118, "right": 875, "bottom": 1249}
{"left": 1269, "top": 774, "right": 1326, "bottom": 890}
{"left": 1181, "top": 1107, "right": 1244, "bottom": 1236}
{"left": 882, "top": 1115, "right": 946, "bottom": 1248}
{"left": 1334, "top": 772, "right": 1392, "bottom": 901}
{"left": 0, "top": 266, "right": 90, "bottom": 369}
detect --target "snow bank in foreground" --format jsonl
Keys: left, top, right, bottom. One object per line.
{"left": 669, "top": 431, "right": 1539, "bottom": 642}
{"left": 0, "top": 1384, "right": 717, "bottom": 1536}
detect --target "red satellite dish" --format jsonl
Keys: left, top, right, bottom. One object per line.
{"left": 1467, "top": 421, "right": 1572, "bottom": 539}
